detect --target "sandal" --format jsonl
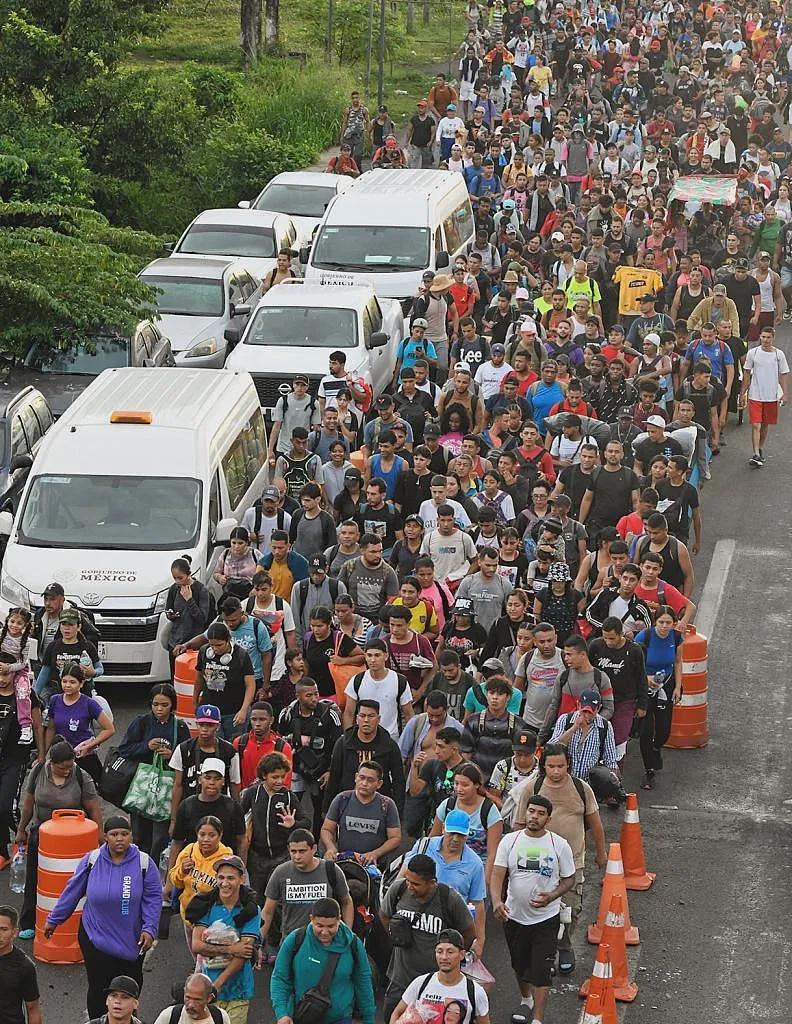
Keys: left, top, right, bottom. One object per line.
{"left": 641, "top": 771, "right": 655, "bottom": 791}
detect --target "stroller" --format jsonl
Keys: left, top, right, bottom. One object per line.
{"left": 335, "top": 853, "right": 391, "bottom": 988}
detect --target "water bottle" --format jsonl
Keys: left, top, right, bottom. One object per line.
{"left": 9, "top": 846, "right": 26, "bottom": 894}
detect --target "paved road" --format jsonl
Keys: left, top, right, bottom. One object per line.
{"left": 4, "top": 335, "right": 792, "bottom": 1023}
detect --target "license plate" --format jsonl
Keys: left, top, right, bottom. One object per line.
{"left": 98, "top": 642, "right": 107, "bottom": 660}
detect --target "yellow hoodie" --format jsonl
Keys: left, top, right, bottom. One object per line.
{"left": 169, "top": 840, "right": 233, "bottom": 918}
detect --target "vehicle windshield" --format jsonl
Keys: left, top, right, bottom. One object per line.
{"left": 18, "top": 475, "right": 202, "bottom": 550}
{"left": 178, "top": 224, "right": 276, "bottom": 259}
{"left": 245, "top": 306, "right": 358, "bottom": 348}
{"left": 24, "top": 337, "right": 130, "bottom": 376}
{"left": 254, "top": 184, "right": 336, "bottom": 218}
{"left": 142, "top": 276, "right": 224, "bottom": 316}
{"left": 311, "top": 225, "right": 430, "bottom": 271}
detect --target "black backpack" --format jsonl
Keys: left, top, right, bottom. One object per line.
{"left": 298, "top": 576, "right": 341, "bottom": 608}
{"left": 514, "top": 447, "right": 546, "bottom": 485}
{"left": 253, "top": 504, "right": 286, "bottom": 538}
{"left": 279, "top": 453, "right": 317, "bottom": 498}
{"left": 445, "top": 791, "right": 495, "bottom": 830}
{"left": 416, "top": 971, "right": 476, "bottom": 1010}
{"left": 169, "top": 1007, "right": 224, "bottom": 1024}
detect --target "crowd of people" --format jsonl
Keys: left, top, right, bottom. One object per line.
{"left": 3, "top": 1, "right": 792, "bottom": 1024}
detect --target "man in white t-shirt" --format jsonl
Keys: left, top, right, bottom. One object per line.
{"left": 474, "top": 343, "right": 513, "bottom": 401}
{"left": 420, "top": 506, "right": 479, "bottom": 586}
{"left": 343, "top": 640, "right": 414, "bottom": 739}
{"left": 490, "top": 795, "right": 575, "bottom": 1024}
{"left": 153, "top": 973, "right": 230, "bottom": 1024}
{"left": 391, "top": 928, "right": 490, "bottom": 1024}
{"left": 740, "top": 326, "right": 790, "bottom": 467}
{"left": 241, "top": 485, "right": 291, "bottom": 553}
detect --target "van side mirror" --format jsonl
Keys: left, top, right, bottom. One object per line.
{"left": 224, "top": 327, "right": 242, "bottom": 347}
{"left": 214, "top": 517, "right": 237, "bottom": 546}
{"left": 0, "top": 511, "right": 12, "bottom": 537}
{"left": 368, "top": 331, "right": 388, "bottom": 349}
{"left": 237, "top": 200, "right": 251, "bottom": 209}
{"left": 163, "top": 241, "right": 175, "bottom": 253}
{"left": 435, "top": 251, "right": 450, "bottom": 268}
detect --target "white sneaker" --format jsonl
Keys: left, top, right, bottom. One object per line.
{"left": 408, "top": 654, "right": 435, "bottom": 669}
{"left": 18, "top": 726, "right": 33, "bottom": 744}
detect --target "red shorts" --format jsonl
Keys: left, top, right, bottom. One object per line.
{"left": 749, "top": 400, "right": 779, "bottom": 425}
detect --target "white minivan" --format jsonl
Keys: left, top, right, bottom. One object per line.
{"left": 0, "top": 367, "right": 269, "bottom": 683}
{"left": 303, "top": 169, "right": 475, "bottom": 306}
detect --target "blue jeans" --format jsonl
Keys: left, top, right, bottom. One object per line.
{"left": 218, "top": 713, "right": 246, "bottom": 741}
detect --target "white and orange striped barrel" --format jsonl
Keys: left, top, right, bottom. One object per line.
{"left": 666, "top": 626, "right": 708, "bottom": 748}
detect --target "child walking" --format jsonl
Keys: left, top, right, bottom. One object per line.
{"left": 1, "top": 608, "right": 34, "bottom": 743}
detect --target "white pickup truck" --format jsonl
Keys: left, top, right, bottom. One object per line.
{"left": 223, "top": 280, "right": 403, "bottom": 413}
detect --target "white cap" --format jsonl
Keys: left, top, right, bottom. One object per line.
{"left": 643, "top": 332, "right": 661, "bottom": 348}
{"left": 646, "top": 415, "right": 666, "bottom": 428}
{"left": 520, "top": 319, "right": 538, "bottom": 334}
{"left": 200, "top": 757, "right": 226, "bottom": 777}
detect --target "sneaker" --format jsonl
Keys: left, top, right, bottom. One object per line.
{"left": 18, "top": 726, "right": 33, "bottom": 745}
{"left": 408, "top": 654, "right": 435, "bottom": 669}
{"left": 749, "top": 454, "right": 762, "bottom": 467}
{"left": 18, "top": 929, "right": 34, "bottom": 940}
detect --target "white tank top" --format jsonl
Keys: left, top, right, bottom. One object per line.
{"left": 758, "top": 273, "right": 775, "bottom": 312}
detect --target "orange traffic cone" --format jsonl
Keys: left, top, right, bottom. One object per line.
{"left": 588, "top": 842, "right": 639, "bottom": 945}
{"left": 620, "top": 793, "right": 656, "bottom": 891}
{"left": 578, "top": 989, "right": 605, "bottom": 1024}
{"left": 599, "top": 894, "right": 638, "bottom": 1002}
{"left": 578, "top": 943, "right": 618, "bottom": 1024}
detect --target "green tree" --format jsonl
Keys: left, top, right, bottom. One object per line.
{"left": 0, "top": 202, "right": 159, "bottom": 352}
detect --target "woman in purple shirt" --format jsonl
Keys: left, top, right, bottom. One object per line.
{"left": 45, "top": 662, "right": 114, "bottom": 784}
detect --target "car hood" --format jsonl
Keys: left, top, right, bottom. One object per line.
{"left": 172, "top": 252, "right": 276, "bottom": 277}
{"left": 155, "top": 314, "right": 226, "bottom": 352}
{"left": 226, "top": 343, "right": 364, "bottom": 376}
{"left": 2, "top": 369, "right": 94, "bottom": 417}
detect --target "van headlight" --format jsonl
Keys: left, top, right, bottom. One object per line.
{"left": 185, "top": 337, "right": 218, "bottom": 358}
{"left": 0, "top": 573, "right": 29, "bottom": 608}
{"left": 153, "top": 588, "right": 171, "bottom": 613}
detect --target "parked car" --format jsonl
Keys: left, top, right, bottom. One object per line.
{"left": 169, "top": 208, "right": 298, "bottom": 278}
{"left": 138, "top": 257, "right": 259, "bottom": 368}
{"left": 239, "top": 172, "right": 357, "bottom": 248}
{"left": 224, "top": 281, "right": 401, "bottom": 414}
{"left": 0, "top": 322, "right": 174, "bottom": 418}
{"left": 0, "top": 387, "right": 53, "bottom": 516}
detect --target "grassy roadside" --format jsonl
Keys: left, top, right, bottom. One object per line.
{"left": 130, "top": 0, "right": 463, "bottom": 124}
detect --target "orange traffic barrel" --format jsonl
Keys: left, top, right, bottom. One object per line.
{"left": 665, "top": 626, "right": 709, "bottom": 749}
{"left": 35, "top": 809, "right": 99, "bottom": 963}
{"left": 174, "top": 650, "right": 199, "bottom": 737}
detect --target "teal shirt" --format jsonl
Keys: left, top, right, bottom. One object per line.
{"left": 270, "top": 922, "right": 375, "bottom": 1024}
{"left": 198, "top": 901, "right": 261, "bottom": 1002}
{"left": 463, "top": 684, "right": 523, "bottom": 716}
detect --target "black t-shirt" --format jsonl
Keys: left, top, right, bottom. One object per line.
{"left": 674, "top": 382, "right": 718, "bottom": 430}
{"left": 393, "top": 470, "right": 433, "bottom": 517}
{"left": 410, "top": 114, "right": 435, "bottom": 149}
{"left": 196, "top": 645, "right": 254, "bottom": 715}
{"left": 588, "top": 638, "right": 647, "bottom": 704}
{"left": 657, "top": 479, "right": 700, "bottom": 541}
{"left": 0, "top": 690, "right": 42, "bottom": 763}
{"left": 172, "top": 793, "right": 245, "bottom": 846}
{"left": 304, "top": 631, "right": 357, "bottom": 698}
{"left": 559, "top": 464, "right": 594, "bottom": 518}
{"left": 334, "top": 489, "right": 364, "bottom": 523}
{"left": 440, "top": 623, "right": 488, "bottom": 667}
{"left": 585, "top": 466, "right": 641, "bottom": 527}
{"left": 726, "top": 274, "right": 760, "bottom": 321}
{"left": 355, "top": 503, "right": 403, "bottom": 550}
{"left": 419, "top": 757, "right": 459, "bottom": 810}
{"left": 44, "top": 637, "right": 99, "bottom": 686}
{"left": 633, "top": 436, "right": 683, "bottom": 470}
{"left": 0, "top": 946, "right": 39, "bottom": 1024}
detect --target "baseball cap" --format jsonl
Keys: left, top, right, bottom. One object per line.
{"left": 453, "top": 598, "right": 474, "bottom": 616}
{"left": 195, "top": 704, "right": 221, "bottom": 725}
{"left": 376, "top": 394, "right": 394, "bottom": 407}
{"left": 617, "top": 406, "right": 633, "bottom": 419}
{"left": 481, "top": 657, "right": 505, "bottom": 673}
{"left": 404, "top": 514, "right": 424, "bottom": 526}
{"left": 214, "top": 855, "right": 246, "bottom": 874}
{"left": 514, "top": 288, "right": 531, "bottom": 300}
{"left": 444, "top": 809, "right": 471, "bottom": 835}
{"left": 344, "top": 467, "right": 363, "bottom": 480}
{"left": 551, "top": 231, "right": 565, "bottom": 242}
{"left": 262, "top": 485, "right": 279, "bottom": 502}
{"left": 646, "top": 415, "right": 666, "bottom": 428}
{"left": 712, "top": 283, "right": 727, "bottom": 295}
{"left": 200, "top": 756, "right": 226, "bottom": 777}
{"left": 412, "top": 316, "right": 428, "bottom": 328}
{"left": 736, "top": 257, "right": 749, "bottom": 269}
{"left": 639, "top": 293, "right": 656, "bottom": 303}
{"left": 502, "top": 198, "right": 516, "bottom": 210}
{"left": 59, "top": 608, "right": 80, "bottom": 624}
{"left": 309, "top": 554, "right": 328, "bottom": 570}
{"left": 423, "top": 421, "right": 441, "bottom": 437}
{"left": 513, "top": 731, "right": 537, "bottom": 751}
{"left": 643, "top": 333, "right": 661, "bottom": 348}
{"left": 520, "top": 318, "right": 538, "bottom": 334}
{"left": 105, "top": 977, "right": 140, "bottom": 999}
{"left": 417, "top": 99, "right": 428, "bottom": 107}
{"left": 422, "top": 271, "right": 435, "bottom": 282}
{"left": 447, "top": 103, "right": 456, "bottom": 111}
{"left": 758, "top": 250, "right": 772, "bottom": 259}
{"left": 579, "top": 689, "right": 603, "bottom": 713}
{"left": 491, "top": 343, "right": 506, "bottom": 354}
{"left": 43, "top": 582, "right": 65, "bottom": 598}
{"left": 293, "top": 373, "right": 310, "bottom": 385}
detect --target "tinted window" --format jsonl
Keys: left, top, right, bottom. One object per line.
{"left": 178, "top": 224, "right": 276, "bottom": 259}
{"left": 142, "top": 276, "right": 224, "bottom": 316}
{"left": 312, "top": 226, "right": 430, "bottom": 271}
{"left": 254, "top": 183, "right": 337, "bottom": 218}
{"left": 244, "top": 306, "right": 358, "bottom": 348}
{"left": 31, "top": 395, "right": 54, "bottom": 435}
{"left": 24, "top": 338, "right": 130, "bottom": 375}
{"left": 221, "top": 411, "right": 268, "bottom": 508}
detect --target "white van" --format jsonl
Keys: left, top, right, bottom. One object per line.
{"left": 303, "top": 169, "right": 475, "bottom": 305}
{"left": 224, "top": 281, "right": 403, "bottom": 412}
{"left": 0, "top": 367, "right": 269, "bottom": 683}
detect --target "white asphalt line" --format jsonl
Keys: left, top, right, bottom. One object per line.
{"left": 695, "top": 538, "right": 736, "bottom": 639}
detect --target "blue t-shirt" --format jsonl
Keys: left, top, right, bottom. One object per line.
{"left": 635, "top": 627, "right": 683, "bottom": 676}
{"left": 368, "top": 453, "right": 408, "bottom": 499}
{"left": 470, "top": 173, "right": 502, "bottom": 199}
{"left": 397, "top": 337, "right": 438, "bottom": 369}
{"left": 47, "top": 693, "right": 102, "bottom": 747}
{"left": 231, "top": 616, "right": 272, "bottom": 679}
{"left": 409, "top": 835, "right": 486, "bottom": 904}
{"left": 198, "top": 901, "right": 261, "bottom": 1001}
{"left": 436, "top": 797, "right": 502, "bottom": 862}
{"left": 683, "top": 339, "right": 734, "bottom": 383}
{"left": 527, "top": 381, "right": 565, "bottom": 434}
